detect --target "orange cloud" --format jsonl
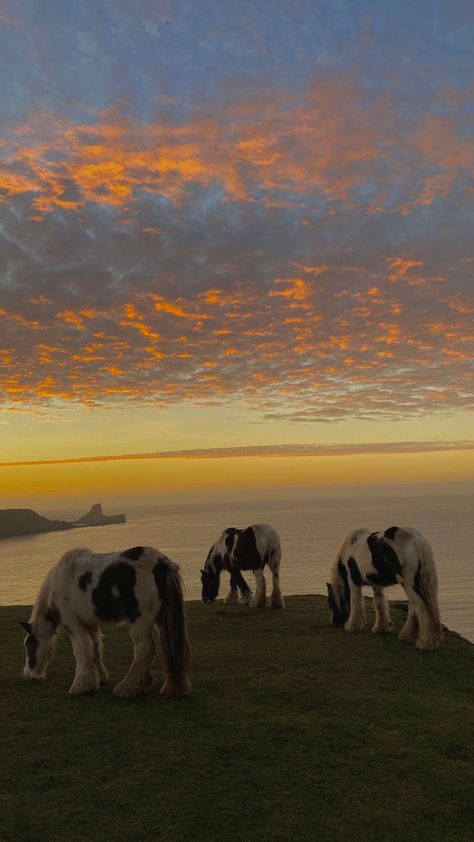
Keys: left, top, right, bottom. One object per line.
{"left": 387, "top": 258, "right": 424, "bottom": 283}
{"left": 1, "top": 78, "right": 473, "bottom": 216}
{"left": 0, "top": 308, "right": 41, "bottom": 329}
{"left": 57, "top": 310, "right": 85, "bottom": 329}
{"left": 268, "top": 278, "right": 313, "bottom": 305}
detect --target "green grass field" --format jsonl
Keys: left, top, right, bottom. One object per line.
{"left": 1, "top": 596, "right": 473, "bottom": 842}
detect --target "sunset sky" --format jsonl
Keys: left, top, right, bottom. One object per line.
{"left": 1, "top": 0, "right": 473, "bottom": 504}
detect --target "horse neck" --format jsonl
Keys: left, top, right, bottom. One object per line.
{"left": 31, "top": 569, "right": 53, "bottom": 623}
{"left": 213, "top": 554, "right": 224, "bottom": 574}
{"left": 331, "top": 565, "right": 346, "bottom": 608}
{"left": 331, "top": 563, "right": 341, "bottom": 592}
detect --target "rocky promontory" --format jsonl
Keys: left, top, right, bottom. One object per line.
{"left": 0, "top": 504, "right": 126, "bottom": 539}
{"left": 73, "top": 503, "right": 126, "bottom": 527}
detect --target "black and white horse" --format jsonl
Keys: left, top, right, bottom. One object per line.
{"left": 201, "top": 524, "right": 284, "bottom": 608}
{"left": 19, "top": 545, "right": 191, "bottom": 698}
{"left": 327, "top": 526, "right": 442, "bottom": 650}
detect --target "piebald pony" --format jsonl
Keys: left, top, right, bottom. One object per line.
{"left": 327, "top": 526, "right": 442, "bottom": 650}
{"left": 20, "top": 545, "right": 191, "bottom": 698}
{"left": 201, "top": 524, "right": 284, "bottom": 608}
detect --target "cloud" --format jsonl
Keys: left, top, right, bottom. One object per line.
{"left": 0, "top": 252, "right": 473, "bottom": 421}
{"left": 1, "top": 77, "right": 473, "bottom": 214}
{"left": 1, "top": 74, "right": 473, "bottom": 425}
{"left": 2, "top": 439, "right": 474, "bottom": 467}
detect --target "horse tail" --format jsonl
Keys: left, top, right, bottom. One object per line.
{"left": 264, "top": 528, "right": 281, "bottom": 570}
{"left": 270, "top": 538, "right": 281, "bottom": 569}
{"left": 415, "top": 533, "right": 443, "bottom": 642}
{"left": 154, "top": 559, "right": 192, "bottom": 698}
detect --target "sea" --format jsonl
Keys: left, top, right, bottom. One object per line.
{"left": 1, "top": 493, "right": 472, "bottom": 642}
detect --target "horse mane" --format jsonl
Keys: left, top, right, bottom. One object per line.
{"left": 330, "top": 563, "right": 341, "bottom": 600}
{"left": 330, "top": 533, "right": 350, "bottom": 608}
{"left": 204, "top": 539, "right": 224, "bottom": 574}
{"left": 30, "top": 567, "right": 55, "bottom": 623}
{"left": 331, "top": 529, "right": 370, "bottom": 604}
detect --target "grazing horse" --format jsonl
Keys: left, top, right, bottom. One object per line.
{"left": 201, "top": 524, "right": 284, "bottom": 608}
{"left": 327, "top": 526, "right": 442, "bottom": 650}
{"left": 19, "top": 545, "right": 191, "bottom": 698}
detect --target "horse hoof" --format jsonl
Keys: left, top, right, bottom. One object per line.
{"left": 250, "top": 599, "right": 266, "bottom": 608}
{"left": 159, "top": 680, "right": 192, "bottom": 699}
{"left": 68, "top": 669, "right": 101, "bottom": 695}
{"left": 399, "top": 631, "right": 416, "bottom": 643}
{"left": 113, "top": 676, "right": 152, "bottom": 698}
{"left": 344, "top": 617, "right": 365, "bottom": 632}
{"left": 270, "top": 595, "right": 285, "bottom": 609}
{"left": 415, "top": 638, "right": 438, "bottom": 651}
{"left": 68, "top": 682, "right": 99, "bottom": 695}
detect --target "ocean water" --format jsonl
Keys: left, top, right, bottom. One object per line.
{"left": 1, "top": 494, "right": 472, "bottom": 642}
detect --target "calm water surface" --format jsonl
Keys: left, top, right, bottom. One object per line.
{"left": 1, "top": 494, "right": 472, "bottom": 642}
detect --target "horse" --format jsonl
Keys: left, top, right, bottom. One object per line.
{"left": 19, "top": 545, "right": 192, "bottom": 698}
{"left": 200, "top": 524, "right": 284, "bottom": 608}
{"left": 327, "top": 526, "right": 442, "bottom": 650}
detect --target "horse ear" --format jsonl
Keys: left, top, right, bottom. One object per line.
{"left": 19, "top": 620, "right": 32, "bottom": 634}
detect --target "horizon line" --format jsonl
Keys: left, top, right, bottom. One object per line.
{"left": 2, "top": 439, "right": 474, "bottom": 468}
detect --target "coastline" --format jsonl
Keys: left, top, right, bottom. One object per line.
{"left": 0, "top": 504, "right": 126, "bottom": 540}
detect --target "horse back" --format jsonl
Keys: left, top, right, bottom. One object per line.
{"left": 233, "top": 524, "right": 279, "bottom": 571}
{"left": 233, "top": 526, "right": 262, "bottom": 570}
{"left": 338, "top": 526, "right": 421, "bottom": 589}
{"left": 53, "top": 545, "right": 167, "bottom": 627}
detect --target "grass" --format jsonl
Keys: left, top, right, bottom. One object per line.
{"left": 1, "top": 596, "right": 473, "bottom": 842}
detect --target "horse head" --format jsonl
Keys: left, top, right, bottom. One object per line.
{"left": 19, "top": 616, "right": 57, "bottom": 680}
{"left": 200, "top": 566, "right": 220, "bottom": 603}
{"left": 326, "top": 580, "right": 349, "bottom": 627}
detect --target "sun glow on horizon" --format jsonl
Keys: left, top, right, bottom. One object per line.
{"left": 2, "top": 450, "right": 474, "bottom": 509}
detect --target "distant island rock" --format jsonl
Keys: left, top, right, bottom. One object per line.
{"left": 0, "top": 504, "right": 126, "bottom": 539}
{"left": 73, "top": 503, "right": 126, "bottom": 528}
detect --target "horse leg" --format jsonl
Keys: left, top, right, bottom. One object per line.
{"left": 401, "top": 583, "right": 439, "bottom": 650}
{"left": 113, "top": 618, "right": 156, "bottom": 698}
{"left": 250, "top": 569, "right": 267, "bottom": 608}
{"left": 89, "top": 627, "right": 108, "bottom": 683}
{"left": 233, "top": 570, "right": 252, "bottom": 604}
{"left": 269, "top": 566, "right": 285, "bottom": 609}
{"left": 345, "top": 585, "right": 365, "bottom": 632}
{"left": 398, "top": 603, "right": 419, "bottom": 643}
{"left": 68, "top": 627, "right": 101, "bottom": 695}
{"left": 372, "top": 587, "right": 393, "bottom": 633}
{"left": 224, "top": 574, "right": 239, "bottom": 604}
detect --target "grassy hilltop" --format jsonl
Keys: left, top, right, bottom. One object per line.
{"left": 1, "top": 596, "right": 473, "bottom": 842}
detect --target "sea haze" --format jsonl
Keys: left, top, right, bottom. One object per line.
{"left": 1, "top": 493, "right": 472, "bottom": 643}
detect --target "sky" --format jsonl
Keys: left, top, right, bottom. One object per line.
{"left": 1, "top": 0, "right": 473, "bottom": 505}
